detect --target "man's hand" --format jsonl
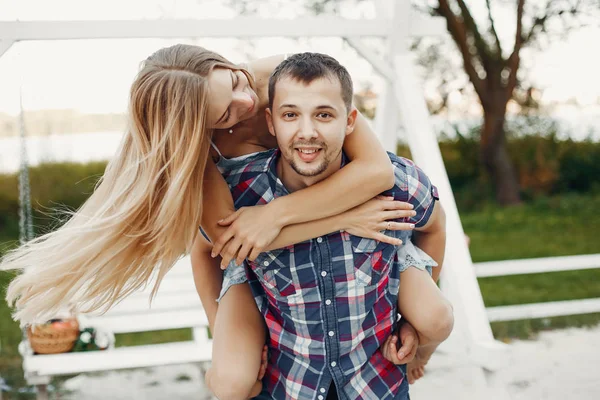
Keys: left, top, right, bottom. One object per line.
{"left": 258, "top": 344, "right": 268, "bottom": 380}
{"left": 381, "top": 321, "right": 419, "bottom": 365}
{"left": 249, "top": 345, "right": 269, "bottom": 398}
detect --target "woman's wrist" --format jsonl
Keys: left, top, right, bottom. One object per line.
{"left": 268, "top": 198, "right": 293, "bottom": 228}
{"left": 331, "top": 213, "right": 346, "bottom": 232}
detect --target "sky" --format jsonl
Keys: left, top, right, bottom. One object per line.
{"left": 0, "top": 0, "right": 599, "bottom": 116}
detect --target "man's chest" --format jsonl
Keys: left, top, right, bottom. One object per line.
{"left": 247, "top": 232, "right": 400, "bottom": 307}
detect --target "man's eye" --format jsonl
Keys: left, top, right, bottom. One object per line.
{"left": 317, "top": 112, "right": 331, "bottom": 118}
{"left": 283, "top": 112, "right": 296, "bottom": 118}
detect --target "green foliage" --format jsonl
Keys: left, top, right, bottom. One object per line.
{"left": 463, "top": 193, "right": 600, "bottom": 261}
{"left": 398, "top": 127, "right": 600, "bottom": 211}
{"left": 0, "top": 161, "right": 106, "bottom": 239}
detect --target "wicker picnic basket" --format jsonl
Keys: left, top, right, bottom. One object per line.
{"left": 27, "top": 318, "right": 80, "bottom": 354}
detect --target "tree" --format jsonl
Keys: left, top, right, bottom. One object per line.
{"left": 425, "top": 0, "right": 599, "bottom": 205}
{"left": 214, "top": 0, "right": 598, "bottom": 204}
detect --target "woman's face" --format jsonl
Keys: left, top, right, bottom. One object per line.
{"left": 207, "top": 67, "right": 260, "bottom": 129}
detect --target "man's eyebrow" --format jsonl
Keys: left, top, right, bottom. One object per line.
{"left": 277, "top": 104, "right": 298, "bottom": 110}
{"left": 315, "top": 105, "right": 336, "bottom": 110}
{"left": 215, "top": 71, "right": 235, "bottom": 125}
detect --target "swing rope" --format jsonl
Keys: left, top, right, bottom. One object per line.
{"left": 18, "top": 88, "right": 34, "bottom": 245}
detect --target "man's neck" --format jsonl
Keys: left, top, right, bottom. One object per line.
{"left": 276, "top": 152, "right": 343, "bottom": 193}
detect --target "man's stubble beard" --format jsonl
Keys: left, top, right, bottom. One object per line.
{"left": 287, "top": 141, "right": 332, "bottom": 177}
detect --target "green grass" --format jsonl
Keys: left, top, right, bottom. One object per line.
{"left": 462, "top": 193, "right": 600, "bottom": 339}
{"left": 463, "top": 193, "right": 600, "bottom": 261}
{"left": 1, "top": 193, "right": 599, "bottom": 394}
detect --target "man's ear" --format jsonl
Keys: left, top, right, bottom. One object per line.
{"left": 345, "top": 106, "right": 359, "bottom": 136}
{"left": 265, "top": 108, "right": 276, "bottom": 137}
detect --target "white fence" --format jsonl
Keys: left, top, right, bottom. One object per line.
{"left": 474, "top": 254, "right": 600, "bottom": 322}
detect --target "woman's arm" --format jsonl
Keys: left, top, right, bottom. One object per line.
{"left": 212, "top": 111, "right": 396, "bottom": 264}
{"left": 202, "top": 161, "right": 414, "bottom": 267}
{"left": 190, "top": 232, "right": 223, "bottom": 333}
{"left": 200, "top": 159, "right": 237, "bottom": 244}
{"left": 246, "top": 55, "right": 288, "bottom": 108}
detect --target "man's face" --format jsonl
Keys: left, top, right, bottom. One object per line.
{"left": 266, "top": 76, "right": 356, "bottom": 178}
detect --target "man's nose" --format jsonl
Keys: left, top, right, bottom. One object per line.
{"left": 297, "top": 116, "right": 318, "bottom": 140}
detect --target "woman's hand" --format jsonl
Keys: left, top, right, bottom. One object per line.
{"left": 212, "top": 205, "right": 284, "bottom": 269}
{"left": 343, "top": 196, "right": 417, "bottom": 245}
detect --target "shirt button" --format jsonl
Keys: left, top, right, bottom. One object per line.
{"left": 263, "top": 260, "right": 269, "bottom": 266}
{"left": 318, "top": 396, "right": 324, "bottom": 400}
{"left": 317, "top": 237, "right": 323, "bottom": 243}
{"left": 328, "top": 331, "right": 334, "bottom": 337}
{"left": 325, "top": 299, "right": 332, "bottom": 305}
{"left": 331, "top": 361, "right": 337, "bottom": 367}
{"left": 320, "top": 388, "right": 326, "bottom": 393}
{"left": 321, "top": 271, "right": 327, "bottom": 277}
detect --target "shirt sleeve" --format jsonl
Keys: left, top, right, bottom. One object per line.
{"left": 394, "top": 158, "right": 439, "bottom": 228}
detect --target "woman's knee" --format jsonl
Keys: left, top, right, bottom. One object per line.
{"left": 424, "top": 297, "right": 454, "bottom": 342}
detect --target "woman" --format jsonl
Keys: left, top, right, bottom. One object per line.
{"left": 2, "top": 45, "right": 450, "bottom": 398}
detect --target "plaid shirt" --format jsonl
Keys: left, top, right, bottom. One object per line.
{"left": 221, "top": 149, "right": 438, "bottom": 400}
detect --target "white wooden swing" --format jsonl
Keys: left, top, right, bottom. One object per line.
{"left": 2, "top": 1, "right": 510, "bottom": 399}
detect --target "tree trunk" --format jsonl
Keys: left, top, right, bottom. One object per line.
{"left": 480, "top": 104, "right": 522, "bottom": 206}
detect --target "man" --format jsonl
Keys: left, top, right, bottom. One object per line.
{"left": 217, "top": 53, "right": 450, "bottom": 399}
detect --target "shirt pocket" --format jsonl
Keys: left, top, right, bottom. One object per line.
{"left": 251, "top": 247, "right": 297, "bottom": 297}
{"left": 347, "top": 235, "right": 394, "bottom": 287}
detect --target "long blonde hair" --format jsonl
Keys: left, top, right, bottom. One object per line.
{"left": 2, "top": 44, "right": 247, "bottom": 325}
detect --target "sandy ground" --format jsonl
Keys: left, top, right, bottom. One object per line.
{"left": 62, "top": 324, "right": 600, "bottom": 400}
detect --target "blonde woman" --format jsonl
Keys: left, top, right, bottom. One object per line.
{"left": 2, "top": 45, "right": 451, "bottom": 399}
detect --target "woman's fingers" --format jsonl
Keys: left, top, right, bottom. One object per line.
{"left": 217, "top": 209, "right": 242, "bottom": 226}
{"left": 220, "top": 239, "right": 243, "bottom": 269}
{"left": 248, "top": 247, "right": 261, "bottom": 262}
{"left": 380, "top": 200, "right": 414, "bottom": 211}
{"left": 387, "top": 209, "right": 417, "bottom": 219}
{"left": 376, "top": 195, "right": 395, "bottom": 201}
{"left": 235, "top": 242, "right": 254, "bottom": 266}
{"left": 211, "top": 228, "right": 235, "bottom": 258}
{"left": 380, "top": 221, "right": 416, "bottom": 231}
{"left": 373, "top": 232, "right": 403, "bottom": 246}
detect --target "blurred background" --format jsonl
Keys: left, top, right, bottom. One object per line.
{"left": 1, "top": 0, "right": 599, "bottom": 399}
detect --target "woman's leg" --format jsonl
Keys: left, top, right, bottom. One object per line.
{"left": 398, "top": 267, "right": 453, "bottom": 343}
{"left": 191, "top": 235, "right": 266, "bottom": 399}
{"left": 397, "top": 266, "right": 453, "bottom": 384}
{"left": 206, "top": 282, "right": 267, "bottom": 400}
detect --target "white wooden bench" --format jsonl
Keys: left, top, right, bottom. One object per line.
{"left": 19, "top": 256, "right": 213, "bottom": 400}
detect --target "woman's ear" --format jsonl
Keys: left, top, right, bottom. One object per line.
{"left": 265, "top": 108, "right": 276, "bottom": 137}
{"left": 345, "top": 107, "right": 359, "bottom": 136}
